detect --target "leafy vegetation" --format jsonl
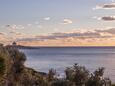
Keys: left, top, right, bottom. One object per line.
{"left": 0, "top": 57, "right": 5, "bottom": 75}
{"left": 0, "top": 44, "right": 114, "bottom": 86}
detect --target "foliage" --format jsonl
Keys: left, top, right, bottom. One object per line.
{"left": 65, "top": 63, "right": 89, "bottom": 85}
{"left": 0, "top": 57, "right": 5, "bottom": 75}
{"left": 86, "top": 67, "right": 111, "bottom": 86}
{"left": 47, "top": 68, "right": 56, "bottom": 82}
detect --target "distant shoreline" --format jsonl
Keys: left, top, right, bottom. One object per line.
{"left": 16, "top": 45, "right": 115, "bottom": 49}
{"left": 7, "top": 44, "right": 115, "bottom": 49}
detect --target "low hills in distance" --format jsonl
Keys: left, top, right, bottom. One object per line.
{"left": 6, "top": 42, "right": 115, "bottom": 49}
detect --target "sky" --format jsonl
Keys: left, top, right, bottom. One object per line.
{"left": 0, "top": 0, "right": 115, "bottom": 46}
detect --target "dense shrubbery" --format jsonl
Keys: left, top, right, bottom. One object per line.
{"left": 0, "top": 44, "right": 114, "bottom": 86}
{"left": 46, "top": 64, "right": 112, "bottom": 86}
{"left": 0, "top": 57, "right": 5, "bottom": 75}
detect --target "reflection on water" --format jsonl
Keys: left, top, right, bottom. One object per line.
{"left": 20, "top": 47, "right": 115, "bottom": 82}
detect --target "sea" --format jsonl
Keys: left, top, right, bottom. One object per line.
{"left": 20, "top": 47, "right": 115, "bottom": 82}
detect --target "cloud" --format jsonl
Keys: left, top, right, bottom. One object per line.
{"left": 3, "top": 23, "right": 115, "bottom": 46}
{"left": 93, "top": 16, "right": 101, "bottom": 20}
{"left": 35, "top": 21, "right": 39, "bottom": 24}
{"left": 101, "top": 16, "right": 115, "bottom": 21}
{"left": 63, "top": 19, "right": 73, "bottom": 24}
{"left": 0, "top": 32, "right": 13, "bottom": 44}
{"left": 94, "top": 16, "right": 115, "bottom": 21}
{"left": 93, "top": 3, "right": 115, "bottom": 10}
{"left": 0, "top": 32, "right": 5, "bottom": 36}
{"left": 44, "top": 17, "right": 50, "bottom": 21}
{"left": 5, "top": 24, "right": 25, "bottom": 29}
{"left": 17, "top": 28, "right": 115, "bottom": 43}
{"left": 27, "top": 24, "right": 32, "bottom": 27}
{"left": 112, "top": 0, "right": 115, "bottom": 2}
{"left": 5, "top": 24, "right": 17, "bottom": 29}
{"left": 96, "top": 28, "right": 115, "bottom": 34}
{"left": 37, "top": 25, "right": 43, "bottom": 28}
{"left": 16, "top": 28, "right": 115, "bottom": 46}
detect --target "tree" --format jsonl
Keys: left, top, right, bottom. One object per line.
{"left": 47, "top": 69, "right": 56, "bottom": 82}
{"left": 65, "top": 63, "right": 89, "bottom": 86}
{"left": 86, "top": 67, "right": 111, "bottom": 86}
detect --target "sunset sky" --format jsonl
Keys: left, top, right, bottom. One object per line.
{"left": 0, "top": 0, "right": 115, "bottom": 46}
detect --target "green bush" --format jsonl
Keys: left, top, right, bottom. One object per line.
{"left": 0, "top": 57, "right": 5, "bottom": 75}
{"left": 65, "top": 63, "right": 89, "bottom": 85}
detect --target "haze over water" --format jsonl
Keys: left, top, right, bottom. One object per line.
{"left": 20, "top": 47, "right": 115, "bottom": 82}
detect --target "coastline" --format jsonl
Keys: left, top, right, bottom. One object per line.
{"left": 0, "top": 45, "right": 115, "bottom": 86}
{"left": 9, "top": 45, "right": 115, "bottom": 49}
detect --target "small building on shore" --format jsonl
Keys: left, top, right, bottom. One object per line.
{"left": 12, "top": 42, "right": 17, "bottom": 46}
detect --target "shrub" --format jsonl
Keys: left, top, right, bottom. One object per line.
{"left": 0, "top": 57, "right": 5, "bottom": 75}
{"left": 65, "top": 63, "right": 89, "bottom": 86}
{"left": 47, "top": 69, "right": 56, "bottom": 82}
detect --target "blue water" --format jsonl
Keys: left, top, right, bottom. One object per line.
{"left": 20, "top": 47, "right": 115, "bottom": 82}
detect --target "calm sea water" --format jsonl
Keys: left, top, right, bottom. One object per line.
{"left": 20, "top": 47, "right": 115, "bottom": 82}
